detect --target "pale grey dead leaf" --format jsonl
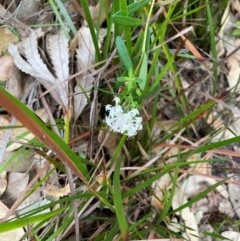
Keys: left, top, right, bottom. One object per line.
{"left": 218, "top": 199, "right": 234, "bottom": 217}
{"left": 0, "top": 171, "right": 7, "bottom": 197}
{"left": 8, "top": 33, "right": 66, "bottom": 109}
{"left": 0, "top": 201, "right": 26, "bottom": 241}
{"left": 228, "top": 181, "right": 240, "bottom": 218}
{"left": 46, "top": 31, "right": 69, "bottom": 108}
{"left": 181, "top": 175, "right": 229, "bottom": 199}
{"left": 2, "top": 150, "right": 36, "bottom": 172}
{"left": 3, "top": 172, "right": 29, "bottom": 205}
{"left": 16, "top": 0, "right": 40, "bottom": 24}
{"left": 221, "top": 231, "right": 240, "bottom": 241}
{"left": 23, "top": 32, "right": 55, "bottom": 82}
{"left": 172, "top": 188, "right": 199, "bottom": 241}
{"left": 8, "top": 32, "right": 55, "bottom": 82}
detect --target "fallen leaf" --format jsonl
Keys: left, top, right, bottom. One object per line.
{"left": 0, "top": 56, "right": 13, "bottom": 80}
{"left": 0, "top": 171, "right": 7, "bottom": 197}
{"left": 221, "top": 231, "right": 240, "bottom": 241}
{"left": 0, "top": 26, "right": 18, "bottom": 55}
{"left": 172, "top": 187, "right": 199, "bottom": 241}
{"left": 151, "top": 173, "right": 172, "bottom": 210}
{"left": 2, "top": 172, "right": 29, "bottom": 206}
{"left": 5, "top": 64, "right": 32, "bottom": 100}
{"left": 181, "top": 175, "right": 229, "bottom": 199}
{"left": 228, "top": 178, "right": 240, "bottom": 218}
{"left": 8, "top": 31, "right": 67, "bottom": 110}
{"left": 44, "top": 184, "right": 71, "bottom": 197}
{"left": 0, "top": 201, "right": 26, "bottom": 241}
{"left": 74, "top": 26, "right": 97, "bottom": 121}
{"left": 98, "top": 130, "right": 118, "bottom": 157}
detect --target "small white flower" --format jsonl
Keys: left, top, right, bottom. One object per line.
{"left": 105, "top": 97, "right": 142, "bottom": 137}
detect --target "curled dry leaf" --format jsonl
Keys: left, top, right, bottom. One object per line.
{"left": 0, "top": 25, "right": 18, "bottom": 55}
{"left": 0, "top": 108, "right": 48, "bottom": 151}
{"left": 46, "top": 30, "right": 69, "bottom": 109}
{"left": 0, "top": 55, "right": 13, "bottom": 80}
{"left": 74, "top": 26, "right": 97, "bottom": 121}
{"left": 44, "top": 183, "right": 71, "bottom": 198}
{"left": 8, "top": 31, "right": 68, "bottom": 110}
{"left": 0, "top": 201, "right": 26, "bottom": 241}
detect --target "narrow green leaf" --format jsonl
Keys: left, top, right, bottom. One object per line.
{"left": 55, "top": 0, "right": 77, "bottom": 35}
{"left": 0, "top": 207, "right": 65, "bottom": 232}
{"left": 113, "top": 157, "right": 129, "bottom": 241}
{"left": 139, "top": 53, "right": 147, "bottom": 90}
{"left": 112, "top": 15, "right": 143, "bottom": 26}
{"left": 48, "top": 0, "right": 71, "bottom": 40}
{"left": 114, "top": 0, "right": 151, "bottom": 16}
{"left": 115, "top": 36, "right": 133, "bottom": 70}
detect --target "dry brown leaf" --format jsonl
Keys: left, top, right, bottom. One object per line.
{"left": 151, "top": 173, "right": 172, "bottom": 210}
{"left": 0, "top": 25, "right": 18, "bottom": 55}
{"left": 0, "top": 56, "right": 13, "bottom": 80}
{"left": 44, "top": 184, "right": 71, "bottom": 197}
{"left": 5, "top": 64, "right": 32, "bottom": 100}
{"left": 0, "top": 201, "right": 26, "bottom": 241}
{"left": 98, "top": 130, "right": 118, "bottom": 156}
{"left": 89, "top": 1, "right": 111, "bottom": 27}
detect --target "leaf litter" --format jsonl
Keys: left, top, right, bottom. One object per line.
{"left": 1, "top": 0, "right": 240, "bottom": 241}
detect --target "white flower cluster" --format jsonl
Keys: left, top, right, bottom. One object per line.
{"left": 105, "top": 97, "right": 142, "bottom": 137}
